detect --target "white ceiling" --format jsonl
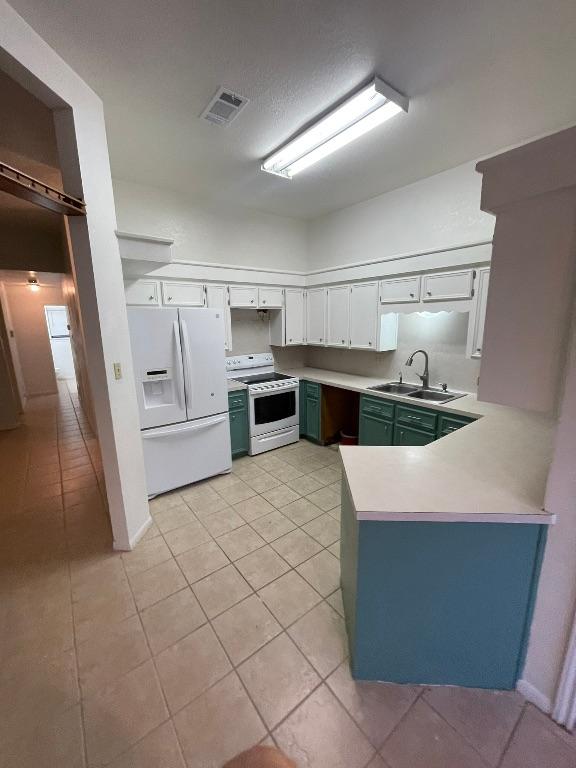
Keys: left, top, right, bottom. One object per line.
{"left": 8, "top": 0, "right": 576, "bottom": 219}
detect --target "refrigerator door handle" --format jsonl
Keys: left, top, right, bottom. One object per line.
{"left": 172, "top": 321, "right": 185, "bottom": 409}
{"left": 179, "top": 314, "right": 193, "bottom": 410}
{"left": 142, "top": 415, "right": 228, "bottom": 439}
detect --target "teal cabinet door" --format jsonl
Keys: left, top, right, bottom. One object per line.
{"left": 228, "top": 390, "right": 249, "bottom": 458}
{"left": 299, "top": 380, "right": 307, "bottom": 436}
{"left": 359, "top": 414, "right": 393, "bottom": 445}
{"left": 306, "top": 395, "right": 321, "bottom": 441}
{"left": 394, "top": 424, "right": 436, "bottom": 446}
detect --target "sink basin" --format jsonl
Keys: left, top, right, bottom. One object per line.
{"left": 407, "top": 389, "right": 466, "bottom": 403}
{"left": 368, "top": 382, "right": 420, "bottom": 395}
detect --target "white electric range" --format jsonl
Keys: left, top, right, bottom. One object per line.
{"left": 226, "top": 353, "right": 300, "bottom": 455}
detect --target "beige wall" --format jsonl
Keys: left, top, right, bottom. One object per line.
{"left": 3, "top": 279, "right": 64, "bottom": 396}
{"left": 114, "top": 178, "right": 308, "bottom": 272}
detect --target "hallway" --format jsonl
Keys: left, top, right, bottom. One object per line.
{"left": 1, "top": 389, "right": 576, "bottom": 767}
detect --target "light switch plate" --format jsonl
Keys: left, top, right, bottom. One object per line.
{"left": 113, "top": 362, "right": 122, "bottom": 380}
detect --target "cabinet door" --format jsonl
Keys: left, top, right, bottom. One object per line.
{"left": 228, "top": 391, "right": 249, "bottom": 458}
{"left": 306, "top": 288, "right": 326, "bottom": 345}
{"left": 326, "top": 286, "right": 350, "bottom": 347}
{"left": 379, "top": 276, "right": 421, "bottom": 304}
{"left": 350, "top": 282, "right": 378, "bottom": 350}
{"left": 229, "top": 285, "right": 258, "bottom": 308}
{"left": 467, "top": 267, "right": 490, "bottom": 358}
{"left": 394, "top": 424, "right": 436, "bottom": 446}
{"left": 125, "top": 280, "right": 160, "bottom": 306}
{"left": 206, "top": 284, "right": 232, "bottom": 351}
{"left": 285, "top": 289, "right": 305, "bottom": 345}
{"left": 422, "top": 270, "right": 474, "bottom": 301}
{"left": 306, "top": 395, "right": 321, "bottom": 441}
{"left": 359, "top": 413, "right": 393, "bottom": 445}
{"left": 162, "top": 281, "right": 206, "bottom": 306}
{"left": 258, "top": 287, "right": 284, "bottom": 308}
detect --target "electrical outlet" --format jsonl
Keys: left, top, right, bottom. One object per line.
{"left": 113, "top": 362, "right": 122, "bottom": 380}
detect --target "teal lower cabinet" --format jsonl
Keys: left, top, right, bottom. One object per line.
{"left": 300, "top": 380, "right": 321, "bottom": 442}
{"left": 341, "top": 483, "right": 548, "bottom": 689}
{"left": 358, "top": 393, "right": 477, "bottom": 446}
{"left": 358, "top": 395, "right": 394, "bottom": 445}
{"left": 228, "top": 390, "right": 249, "bottom": 458}
{"left": 394, "top": 424, "right": 436, "bottom": 446}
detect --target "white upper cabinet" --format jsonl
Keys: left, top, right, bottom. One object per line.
{"left": 229, "top": 285, "right": 258, "bottom": 308}
{"left": 205, "top": 284, "right": 232, "bottom": 352}
{"left": 284, "top": 288, "right": 305, "bottom": 345}
{"left": 467, "top": 267, "right": 490, "bottom": 358}
{"left": 326, "top": 285, "right": 350, "bottom": 347}
{"left": 380, "top": 276, "right": 421, "bottom": 304}
{"left": 162, "top": 281, "right": 206, "bottom": 306}
{"left": 258, "top": 287, "right": 284, "bottom": 308}
{"left": 125, "top": 279, "right": 160, "bottom": 306}
{"left": 349, "top": 282, "right": 378, "bottom": 350}
{"left": 422, "top": 270, "right": 474, "bottom": 302}
{"left": 306, "top": 288, "right": 326, "bottom": 345}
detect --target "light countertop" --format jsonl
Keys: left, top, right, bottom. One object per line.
{"left": 227, "top": 379, "right": 248, "bottom": 392}
{"left": 280, "top": 366, "right": 556, "bottom": 525}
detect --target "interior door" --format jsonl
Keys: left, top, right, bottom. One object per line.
{"left": 127, "top": 307, "right": 187, "bottom": 429}
{"left": 179, "top": 307, "right": 228, "bottom": 421}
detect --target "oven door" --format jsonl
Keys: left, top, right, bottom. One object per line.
{"left": 249, "top": 383, "right": 299, "bottom": 437}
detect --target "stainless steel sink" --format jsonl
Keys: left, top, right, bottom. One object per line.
{"left": 368, "top": 382, "right": 420, "bottom": 395}
{"left": 407, "top": 389, "right": 466, "bottom": 403}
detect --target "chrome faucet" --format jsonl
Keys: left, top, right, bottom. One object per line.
{"left": 405, "top": 349, "right": 429, "bottom": 389}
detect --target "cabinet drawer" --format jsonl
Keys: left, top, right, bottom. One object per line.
{"left": 229, "top": 285, "right": 258, "bottom": 308}
{"left": 360, "top": 395, "right": 395, "bottom": 421}
{"left": 258, "top": 287, "right": 283, "bottom": 308}
{"left": 162, "top": 281, "right": 205, "bottom": 306}
{"left": 125, "top": 280, "right": 160, "bottom": 306}
{"left": 379, "top": 276, "right": 421, "bottom": 304}
{"left": 305, "top": 381, "right": 321, "bottom": 400}
{"left": 394, "top": 424, "right": 436, "bottom": 447}
{"left": 438, "top": 414, "right": 474, "bottom": 436}
{"left": 422, "top": 270, "right": 474, "bottom": 301}
{"left": 228, "top": 390, "right": 247, "bottom": 411}
{"left": 396, "top": 404, "right": 437, "bottom": 432}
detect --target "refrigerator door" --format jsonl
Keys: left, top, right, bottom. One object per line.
{"left": 127, "top": 307, "right": 187, "bottom": 429}
{"left": 141, "top": 413, "right": 232, "bottom": 496}
{"left": 179, "top": 307, "right": 228, "bottom": 421}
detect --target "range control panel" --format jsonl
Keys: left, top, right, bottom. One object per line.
{"left": 225, "top": 353, "right": 274, "bottom": 372}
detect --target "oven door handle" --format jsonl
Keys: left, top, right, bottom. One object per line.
{"left": 249, "top": 383, "right": 299, "bottom": 397}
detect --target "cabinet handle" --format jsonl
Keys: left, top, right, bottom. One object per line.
{"left": 368, "top": 341, "right": 372, "bottom": 346}
{"left": 289, "top": 338, "right": 293, "bottom": 342}
{"left": 250, "top": 299, "right": 254, "bottom": 303}
{"left": 262, "top": 300, "right": 266, "bottom": 304}
{"left": 231, "top": 415, "right": 235, "bottom": 421}
{"left": 426, "top": 291, "right": 432, "bottom": 296}
{"left": 409, "top": 292, "right": 414, "bottom": 298}
{"left": 342, "top": 339, "right": 345, "bottom": 344}
{"left": 148, "top": 295, "right": 154, "bottom": 301}
{"left": 167, "top": 296, "right": 173, "bottom": 301}
{"left": 476, "top": 347, "right": 482, "bottom": 353}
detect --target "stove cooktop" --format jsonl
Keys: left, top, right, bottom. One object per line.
{"left": 234, "top": 372, "right": 294, "bottom": 385}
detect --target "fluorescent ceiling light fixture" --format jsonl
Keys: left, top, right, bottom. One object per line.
{"left": 262, "top": 77, "right": 408, "bottom": 178}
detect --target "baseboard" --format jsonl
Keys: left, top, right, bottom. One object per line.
{"left": 517, "top": 678, "right": 552, "bottom": 713}
{"left": 113, "top": 515, "right": 153, "bottom": 552}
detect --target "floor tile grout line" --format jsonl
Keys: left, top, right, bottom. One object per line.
{"left": 495, "top": 700, "right": 528, "bottom": 768}
{"left": 376, "top": 686, "right": 429, "bottom": 759}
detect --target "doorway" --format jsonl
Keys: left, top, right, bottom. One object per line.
{"left": 44, "top": 304, "right": 76, "bottom": 382}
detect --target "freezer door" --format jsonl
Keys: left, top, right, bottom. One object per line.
{"left": 141, "top": 414, "right": 232, "bottom": 496}
{"left": 178, "top": 307, "right": 228, "bottom": 421}
{"left": 127, "top": 307, "right": 187, "bottom": 429}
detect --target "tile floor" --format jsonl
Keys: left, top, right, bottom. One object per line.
{"left": 1, "top": 386, "right": 575, "bottom": 767}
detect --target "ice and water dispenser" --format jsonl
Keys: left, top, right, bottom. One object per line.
{"left": 141, "top": 367, "right": 176, "bottom": 409}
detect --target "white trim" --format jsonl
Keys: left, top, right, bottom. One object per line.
{"left": 552, "top": 608, "right": 576, "bottom": 729}
{"left": 517, "top": 678, "right": 553, "bottom": 713}
{"left": 116, "top": 230, "right": 174, "bottom": 245}
{"left": 121, "top": 237, "right": 492, "bottom": 289}
{"left": 114, "top": 514, "right": 153, "bottom": 551}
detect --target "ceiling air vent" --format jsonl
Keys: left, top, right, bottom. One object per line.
{"left": 201, "top": 87, "right": 249, "bottom": 126}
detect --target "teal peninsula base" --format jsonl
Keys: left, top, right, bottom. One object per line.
{"left": 341, "top": 480, "right": 548, "bottom": 690}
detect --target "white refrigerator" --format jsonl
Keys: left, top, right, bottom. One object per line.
{"left": 127, "top": 307, "right": 232, "bottom": 497}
